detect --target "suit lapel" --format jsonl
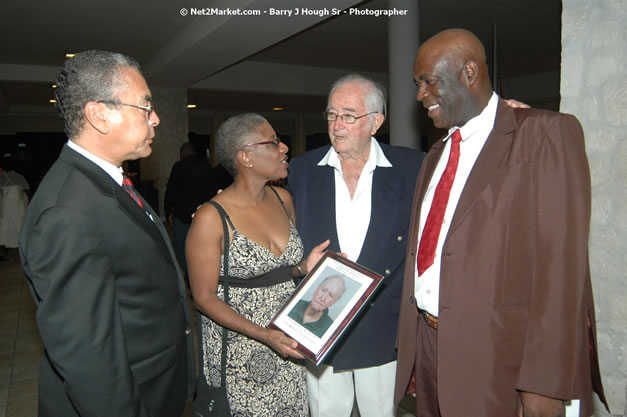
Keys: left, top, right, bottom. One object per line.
{"left": 447, "top": 99, "right": 518, "bottom": 236}
{"left": 61, "top": 146, "right": 177, "bottom": 269}
{"left": 139, "top": 194, "right": 188, "bottom": 299}
{"left": 412, "top": 139, "right": 447, "bottom": 231}
{"left": 113, "top": 185, "right": 175, "bottom": 264}
{"left": 311, "top": 165, "right": 341, "bottom": 251}
{"left": 356, "top": 164, "right": 400, "bottom": 266}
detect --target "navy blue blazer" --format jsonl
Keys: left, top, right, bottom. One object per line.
{"left": 288, "top": 143, "right": 424, "bottom": 370}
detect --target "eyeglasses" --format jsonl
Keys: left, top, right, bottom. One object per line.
{"left": 98, "top": 100, "right": 155, "bottom": 118}
{"left": 323, "top": 111, "right": 378, "bottom": 124}
{"left": 241, "top": 139, "right": 281, "bottom": 149}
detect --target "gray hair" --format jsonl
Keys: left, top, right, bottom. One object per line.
{"left": 54, "top": 50, "right": 141, "bottom": 139}
{"left": 328, "top": 74, "right": 387, "bottom": 118}
{"left": 215, "top": 113, "right": 269, "bottom": 177}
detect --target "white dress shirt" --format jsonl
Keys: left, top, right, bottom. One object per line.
{"left": 414, "top": 93, "right": 499, "bottom": 316}
{"left": 67, "top": 140, "right": 153, "bottom": 221}
{"left": 67, "top": 140, "right": 124, "bottom": 185}
{"left": 317, "top": 137, "right": 392, "bottom": 262}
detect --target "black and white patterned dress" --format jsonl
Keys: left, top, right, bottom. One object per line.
{"left": 199, "top": 194, "right": 308, "bottom": 416}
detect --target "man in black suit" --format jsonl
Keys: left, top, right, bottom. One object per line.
{"left": 164, "top": 142, "right": 213, "bottom": 279}
{"left": 19, "top": 50, "right": 194, "bottom": 417}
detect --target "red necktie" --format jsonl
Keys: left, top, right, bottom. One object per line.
{"left": 417, "top": 129, "right": 462, "bottom": 276}
{"left": 122, "top": 174, "right": 144, "bottom": 208}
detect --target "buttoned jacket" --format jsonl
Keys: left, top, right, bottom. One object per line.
{"left": 289, "top": 143, "right": 424, "bottom": 370}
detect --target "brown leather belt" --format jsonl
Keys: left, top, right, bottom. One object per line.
{"left": 418, "top": 308, "right": 438, "bottom": 330}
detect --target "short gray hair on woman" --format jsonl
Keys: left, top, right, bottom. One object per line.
{"left": 216, "top": 113, "right": 269, "bottom": 177}
{"left": 328, "top": 74, "right": 387, "bottom": 118}
{"left": 54, "top": 50, "right": 142, "bottom": 139}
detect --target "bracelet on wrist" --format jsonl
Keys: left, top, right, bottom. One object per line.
{"left": 296, "top": 262, "right": 305, "bottom": 277}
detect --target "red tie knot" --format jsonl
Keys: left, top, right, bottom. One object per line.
{"left": 452, "top": 129, "right": 462, "bottom": 144}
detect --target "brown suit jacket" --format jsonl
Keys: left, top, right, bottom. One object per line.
{"left": 395, "top": 99, "right": 607, "bottom": 416}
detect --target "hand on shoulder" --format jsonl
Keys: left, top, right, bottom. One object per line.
{"left": 505, "top": 98, "right": 531, "bottom": 109}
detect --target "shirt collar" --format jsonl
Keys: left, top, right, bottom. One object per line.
{"left": 317, "top": 137, "right": 392, "bottom": 172}
{"left": 67, "top": 139, "right": 124, "bottom": 185}
{"left": 445, "top": 92, "right": 499, "bottom": 142}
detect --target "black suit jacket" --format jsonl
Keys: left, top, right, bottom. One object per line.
{"left": 288, "top": 143, "right": 424, "bottom": 369}
{"left": 164, "top": 155, "right": 213, "bottom": 224}
{"left": 19, "top": 145, "right": 195, "bottom": 417}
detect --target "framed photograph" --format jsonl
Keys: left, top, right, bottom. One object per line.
{"left": 268, "top": 251, "right": 384, "bottom": 365}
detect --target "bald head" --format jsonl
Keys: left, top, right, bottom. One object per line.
{"left": 179, "top": 142, "right": 195, "bottom": 159}
{"left": 413, "top": 28, "right": 493, "bottom": 129}
{"left": 422, "top": 29, "right": 487, "bottom": 69}
{"left": 310, "top": 275, "right": 346, "bottom": 312}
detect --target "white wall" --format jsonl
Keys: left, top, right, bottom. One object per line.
{"left": 561, "top": 0, "right": 627, "bottom": 415}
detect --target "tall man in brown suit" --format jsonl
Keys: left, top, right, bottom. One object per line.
{"left": 395, "top": 29, "right": 608, "bottom": 417}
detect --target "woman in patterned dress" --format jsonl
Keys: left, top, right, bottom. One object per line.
{"left": 186, "top": 113, "right": 328, "bottom": 416}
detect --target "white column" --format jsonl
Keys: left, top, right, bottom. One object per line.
{"left": 561, "top": 0, "right": 627, "bottom": 415}
{"left": 142, "top": 86, "right": 188, "bottom": 217}
{"left": 387, "top": 0, "right": 420, "bottom": 149}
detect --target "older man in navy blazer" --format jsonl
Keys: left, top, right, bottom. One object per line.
{"left": 19, "top": 51, "right": 194, "bottom": 417}
{"left": 288, "top": 74, "right": 424, "bottom": 417}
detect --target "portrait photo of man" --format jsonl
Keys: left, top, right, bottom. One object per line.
{"left": 288, "top": 275, "right": 347, "bottom": 338}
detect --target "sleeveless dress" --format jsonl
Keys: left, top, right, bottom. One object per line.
{"left": 199, "top": 189, "right": 308, "bottom": 417}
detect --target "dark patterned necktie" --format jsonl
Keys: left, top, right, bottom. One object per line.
{"left": 417, "top": 129, "right": 462, "bottom": 276}
{"left": 122, "top": 174, "right": 144, "bottom": 208}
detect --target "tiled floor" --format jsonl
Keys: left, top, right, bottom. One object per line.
{"left": 0, "top": 247, "right": 416, "bottom": 417}
{"left": 0, "top": 247, "right": 194, "bottom": 417}
{"left": 0, "top": 248, "right": 41, "bottom": 417}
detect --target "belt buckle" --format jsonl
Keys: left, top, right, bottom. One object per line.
{"left": 419, "top": 309, "right": 438, "bottom": 330}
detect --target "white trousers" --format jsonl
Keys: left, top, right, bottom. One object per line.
{"left": 306, "top": 360, "right": 397, "bottom": 417}
{"left": 565, "top": 400, "right": 580, "bottom": 417}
